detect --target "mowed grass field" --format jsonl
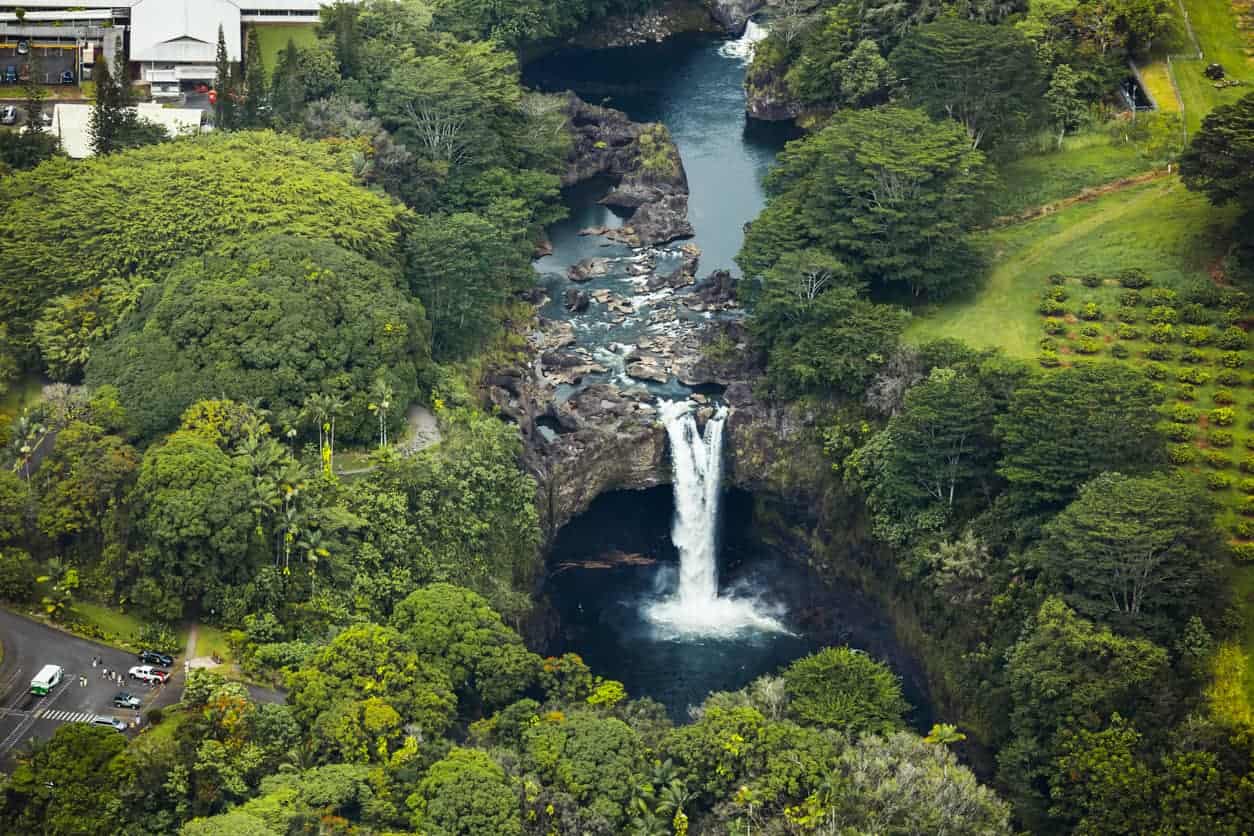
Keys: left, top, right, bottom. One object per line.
{"left": 908, "top": 177, "right": 1236, "bottom": 358}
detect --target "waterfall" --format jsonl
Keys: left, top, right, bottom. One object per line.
{"left": 661, "top": 399, "right": 725, "bottom": 604}
{"left": 718, "top": 20, "right": 769, "bottom": 65}
{"left": 645, "top": 400, "right": 787, "bottom": 637}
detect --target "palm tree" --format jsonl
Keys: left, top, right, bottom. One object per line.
{"left": 297, "top": 526, "right": 329, "bottom": 594}
{"left": 367, "top": 378, "right": 394, "bottom": 449}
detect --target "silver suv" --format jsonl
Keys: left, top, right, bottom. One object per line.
{"left": 90, "top": 716, "right": 127, "bottom": 732}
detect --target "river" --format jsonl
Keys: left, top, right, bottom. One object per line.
{"left": 524, "top": 31, "right": 928, "bottom": 723}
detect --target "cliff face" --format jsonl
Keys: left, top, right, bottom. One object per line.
{"left": 568, "top": 0, "right": 763, "bottom": 50}
{"left": 744, "top": 58, "right": 803, "bottom": 121}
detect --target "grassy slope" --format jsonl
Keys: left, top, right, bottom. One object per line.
{"left": 907, "top": 177, "right": 1233, "bottom": 358}
{"left": 987, "top": 131, "right": 1156, "bottom": 218}
{"left": 1170, "top": 0, "right": 1253, "bottom": 133}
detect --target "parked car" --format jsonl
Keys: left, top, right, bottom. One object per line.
{"left": 90, "top": 715, "right": 127, "bottom": 732}
{"left": 60, "top": 70, "right": 74, "bottom": 85}
{"left": 138, "top": 650, "right": 173, "bottom": 667}
{"left": 127, "top": 665, "right": 169, "bottom": 684}
{"left": 112, "top": 692, "right": 142, "bottom": 710}
{"left": 0, "top": 106, "right": 16, "bottom": 126}
{"left": 2, "top": 67, "right": 16, "bottom": 84}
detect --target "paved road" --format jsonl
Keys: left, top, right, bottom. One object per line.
{"left": 0, "top": 609, "right": 170, "bottom": 763}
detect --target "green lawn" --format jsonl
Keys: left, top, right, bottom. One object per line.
{"left": 71, "top": 602, "right": 154, "bottom": 646}
{"left": 249, "top": 23, "right": 319, "bottom": 76}
{"left": 194, "top": 625, "right": 233, "bottom": 663}
{"left": 1138, "top": 60, "right": 1182, "bottom": 112}
{"left": 907, "top": 178, "right": 1237, "bottom": 358}
{"left": 1171, "top": 0, "right": 1253, "bottom": 133}
{"left": 988, "top": 130, "right": 1157, "bottom": 218}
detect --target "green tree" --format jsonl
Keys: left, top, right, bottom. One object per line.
{"left": 0, "top": 547, "right": 37, "bottom": 602}
{"left": 1039, "top": 471, "right": 1223, "bottom": 639}
{"left": 88, "top": 37, "right": 126, "bottom": 155}
{"left": 130, "top": 431, "right": 255, "bottom": 616}
{"left": 996, "top": 363, "right": 1164, "bottom": 510}
{"left": 407, "top": 748, "right": 522, "bottom": 836}
{"left": 782, "top": 647, "right": 909, "bottom": 735}
{"left": 0, "top": 724, "right": 127, "bottom": 835}
{"left": 0, "top": 468, "right": 28, "bottom": 542}
{"left": 214, "top": 25, "right": 236, "bottom": 130}
{"left": 739, "top": 107, "right": 993, "bottom": 299}
{"left": 523, "top": 713, "right": 647, "bottom": 827}
{"left": 242, "top": 31, "right": 269, "bottom": 128}
{"left": 390, "top": 583, "right": 542, "bottom": 710}
{"left": 403, "top": 212, "right": 528, "bottom": 361}
{"left": 86, "top": 235, "right": 426, "bottom": 443}
{"left": 999, "top": 598, "right": 1168, "bottom": 827}
{"left": 890, "top": 20, "right": 1044, "bottom": 149}
{"left": 1045, "top": 64, "right": 1087, "bottom": 146}
{"left": 270, "top": 39, "right": 306, "bottom": 124}
{"left": 1180, "top": 91, "right": 1254, "bottom": 211}
{"left": 30, "top": 419, "right": 137, "bottom": 553}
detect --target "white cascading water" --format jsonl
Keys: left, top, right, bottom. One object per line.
{"left": 718, "top": 19, "right": 769, "bottom": 65}
{"left": 645, "top": 400, "right": 787, "bottom": 637}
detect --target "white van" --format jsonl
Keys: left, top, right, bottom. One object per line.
{"left": 30, "top": 664, "right": 63, "bottom": 696}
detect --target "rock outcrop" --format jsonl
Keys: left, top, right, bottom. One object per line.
{"left": 569, "top": 0, "right": 724, "bottom": 48}
{"left": 705, "top": 0, "right": 765, "bottom": 32}
{"left": 744, "top": 59, "right": 803, "bottom": 121}
{"left": 562, "top": 95, "right": 693, "bottom": 246}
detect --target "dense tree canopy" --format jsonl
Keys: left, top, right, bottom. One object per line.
{"left": 0, "top": 132, "right": 403, "bottom": 362}
{"left": 1180, "top": 92, "right": 1254, "bottom": 216}
{"left": 739, "top": 107, "right": 993, "bottom": 299}
{"left": 86, "top": 235, "right": 427, "bottom": 443}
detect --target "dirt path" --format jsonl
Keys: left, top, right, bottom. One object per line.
{"left": 989, "top": 169, "right": 1174, "bottom": 229}
{"left": 334, "top": 406, "right": 442, "bottom": 476}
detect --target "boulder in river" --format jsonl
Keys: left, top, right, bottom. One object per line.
{"left": 568, "top": 257, "right": 613, "bottom": 282}
{"left": 564, "top": 288, "right": 590, "bottom": 313}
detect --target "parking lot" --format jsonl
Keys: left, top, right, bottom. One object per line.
{"left": 0, "top": 609, "right": 169, "bottom": 763}
{"left": 0, "top": 44, "right": 78, "bottom": 87}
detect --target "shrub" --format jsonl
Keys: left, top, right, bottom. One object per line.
{"left": 1221, "top": 351, "right": 1245, "bottom": 369}
{"left": 1117, "top": 307, "right": 1139, "bottom": 323}
{"left": 1209, "top": 472, "right": 1234, "bottom": 490}
{"left": 1118, "top": 291, "right": 1142, "bottom": 307}
{"left": 1169, "top": 444, "right": 1197, "bottom": 464}
{"left": 1147, "top": 288, "right": 1178, "bottom": 304}
{"left": 1181, "top": 303, "right": 1211, "bottom": 325}
{"left": 1205, "top": 450, "right": 1232, "bottom": 469}
{"left": 1177, "top": 367, "right": 1212, "bottom": 385}
{"left": 1039, "top": 336, "right": 1059, "bottom": 352}
{"left": 1236, "top": 519, "right": 1254, "bottom": 537}
{"left": 1176, "top": 384, "right": 1197, "bottom": 401}
{"left": 1079, "top": 302, "right": 1102, "bottom": 321}
{"left": 1046, "top": 286, "right": 1069, "bottom": 302}
{"left": 1217, "top": 369, "right": 1243, "bottom": 386}
{"left": 1241, "top": 477, "right": 1254, "bottom": 493}
{"left": 1163, "top": 423, "right": 1194, "bottom": 441}
{"left": 1212, "top": 407, "right": 1237, "bottom": 427}
{"left": 1170, "top": 403, "right": 1199, "bottom": 423}
{"left": 1110, "top": 343, "right": 1129, "bottom": 359}
{"left": 1180, "top": 348, "right": 1206, "bottom": 364}
{"left": 1218, "top": 327, "right": 1247, "bottom": 351}
{"left": 1232, "top": 543, "right": 1254, "bottom": 563}
{"left": 1181, "top": 326, "right": 1214, "bottom": 346}
{"left": 1210, "top": 430, "right": 1235, "bottom": 447}
{"left": 1242, "top": 492, "right": 1254, "bottom": 512}
{"left": 1116, "top": 323, "right": 1139, "bottom": 340}
{"left": 1081, "top": 273, "right": 1103, "bottom": 288}
{"left": 1214, "top": 389, "right": 1236, "bottom": 405}
{"left": 1148, "top": 323, "right": 1174, "bottom": 344}
{"left": 1043, "top": 318, "right": 1065, "bottom": 335}
{"left": 1146, "top": 345, "right": 1174, "bottom": 361}
{"left": 1147, "top": 306, "right": 1179, "bottom": 324}
{"left": 1038, "top": 350, "right": 1061, "bottom": 368}
{"left": 1144, "top": 362, "right": 1169, "bottom": 381}
{"left": 1080, "top": 324, "right": 1101, "bottom": 338}
{"left": 1118, "top": 268, "right": 1151, "bottom": 288}
{"left": 1039, "top": 298, "right": 1066, "bottom": 316}
{"left": 1048, "top": 273, "right": 1067, "bottom": 285}
{"left": 1076, "top": 338, "right": 1102, "bottom": 354}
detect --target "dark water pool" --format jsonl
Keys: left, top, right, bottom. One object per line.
{"left": 540, "top": 487, "right": 932, "bottom": 723}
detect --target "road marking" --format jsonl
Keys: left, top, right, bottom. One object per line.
{"left": 36, "top": 710, "right": 97, "bottom": 723}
